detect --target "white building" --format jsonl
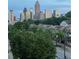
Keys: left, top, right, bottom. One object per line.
{"left": 8, "top": 10, "right": 16, "bottom": 25}
{"left": 30, "top": 8, "right": 33, "bottom": 19}
{"left": 20, "top": 12, "right": 25, "bottom": 22}
{"left": 53, "top": 10, "right": 61, "bottom": 18}
{"left": 40, "top": 11, "right": 45, "bottom": 20}
{"left": 20, "top": 9, "right": 33, "bottom": 22}
{"left": 45, "top": 8, "right": 52, "bottom": 19}
{"left": 26, "top": 10, "right": 31, "bottom": 20}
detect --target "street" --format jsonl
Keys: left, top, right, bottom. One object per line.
{"left": 55, "top": 42, "right": 71, "bottom": 59}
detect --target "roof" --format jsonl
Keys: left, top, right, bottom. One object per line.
{"left": 63, "top": 20, "right": 71, "bottom": 24}
{"left": 60, "top": 20, "right": 71, "bottom": 27}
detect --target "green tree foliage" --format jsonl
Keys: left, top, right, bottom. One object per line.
{"left": 56, "top": 31, "right": 64, "bottom": 42}
{"left": 50, "top": 29, "right": 65, "bottom": 43}
{"left": 33, "top": 16, "right": 69, "bottom": 25}
{"left": 9, "top": 21, "right": 56, "bottom": 59}
{"left": 43, "top": 16, "right": 68, "bottom": 25}
{"left": 14, "top": 20, "right": 29, "bottom": 30}
{"left": 65, "top": 11, "right": 71, "bottom": 18}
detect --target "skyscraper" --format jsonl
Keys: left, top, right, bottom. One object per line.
{"left": 53, "top": 10, "right": 61, "bottom": 18}
{"left": 45, "top": 8, "right": 52, "bottom": 19}
{"left": 20, "top": 12, "right": 25, "bottom": 22}
{"left": 34, "top": 0, "right": 40, "bottom": 20}
{"left": 23, "top": 8, "right": 27, "bottom": 20}
{"left": 8, "top": 10, "right": 16, "bottom": 25}
{"left": 26, "top": 10, "right": 31, "bottom": 20}
{"left": 40, "top": 11, "right": 45, "bottom": 20}
{"left": 20, "top": 8, "right": 33, "bottom": 22}
{"left": 30, "top": 8, "right": 33, "bottom": 19}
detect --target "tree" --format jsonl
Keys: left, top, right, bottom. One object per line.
{"left": 9, "top": 22, "right": 56, "bottom": 59}
{"left": 55, "top": 31, "right": 64, "bottom": 43}
{"left": 33, "top": 16, "right": 69, "bottom": 25}
{"left": 65, "top": 11, "right": 71, "bottom": 18}
{"left": 50, "top": 30, "right": 65, "bottom": 45}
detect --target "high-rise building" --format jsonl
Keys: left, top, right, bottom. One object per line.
{"left": 23, "top": 8, "right": 27, "bottom": 20}
{"left": 20, "top": 8, "right": 33, "bottom": 22}
{"left": 8, "top": 10, "right": 16, "bottom": 25}
{"left": 26, "top": 10, "right": 31, "bottom": 20}
{"left": 14, "top": 16, "right": 16, "bottom": 21}
{"left": 30, "top": 8, "right": 33, "bottom": 19}
{"left": 45, "top": 8, "right": 52, "bottom": 19}
{"left": 53, "top": 10, "right": 61, "bottom": 18}
{"left": 40, "top": 11, "right": 45, "bottom": 20}
{"left": 34, "top": 0, "right": 40, "bottom": 20}
{"left": 20, "top": 12, "right": 25, "bottom": 22}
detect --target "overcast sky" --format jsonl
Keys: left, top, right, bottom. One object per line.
{"left": 8, "top": 0, "right": 71, "bottom": 18}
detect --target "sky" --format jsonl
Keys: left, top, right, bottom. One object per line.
{"left": 8, "top": 0, "right": 71, "bottom": 18}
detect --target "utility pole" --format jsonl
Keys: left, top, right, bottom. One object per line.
{"left": 64, "top": 39, "right": 66, "bottom": 59}
{"left": 63, "top": 27, "right": 67, "bottom": 59}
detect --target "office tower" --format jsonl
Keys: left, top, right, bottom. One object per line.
{"left": 53, "top": 10, "right": 61, "bottom": 18}
{"left": 45, "top": 8, "right": 52, "bottom": 19}
{"left": 20, "top": 12, "right": 25, "bottom": 22}
{"left": 14, "top": 16, "right": 16, "bottom": 21}
{"left": 8, "top": 10, "right": 16, "bottom": 25}
{"left": 40, "top": 11, "right": 45, "bottom": 20}
{"left": 20, "top": 8, "right": 33, "bottom": 22}
{"left": 30, "top": 8, "right": 33, "bottom": 19}
{"left": 34, "top": 0, "right": 40, "bottom": 20}
{"left": 23, "top": 8, "right": 27, "bottom": 20}
{"left": 26, "top": 10, "right": 31, "bottom": 20}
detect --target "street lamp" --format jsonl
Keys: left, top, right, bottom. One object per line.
{"left": 64, "top": 39, "right": 66, "bottom": 59}
{"left": 64, "top": 33, "right": 68, "bottom": 59}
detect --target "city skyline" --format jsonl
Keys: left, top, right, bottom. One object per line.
{"left": 8, "top": 0, "right": 71, "bottom": 18}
